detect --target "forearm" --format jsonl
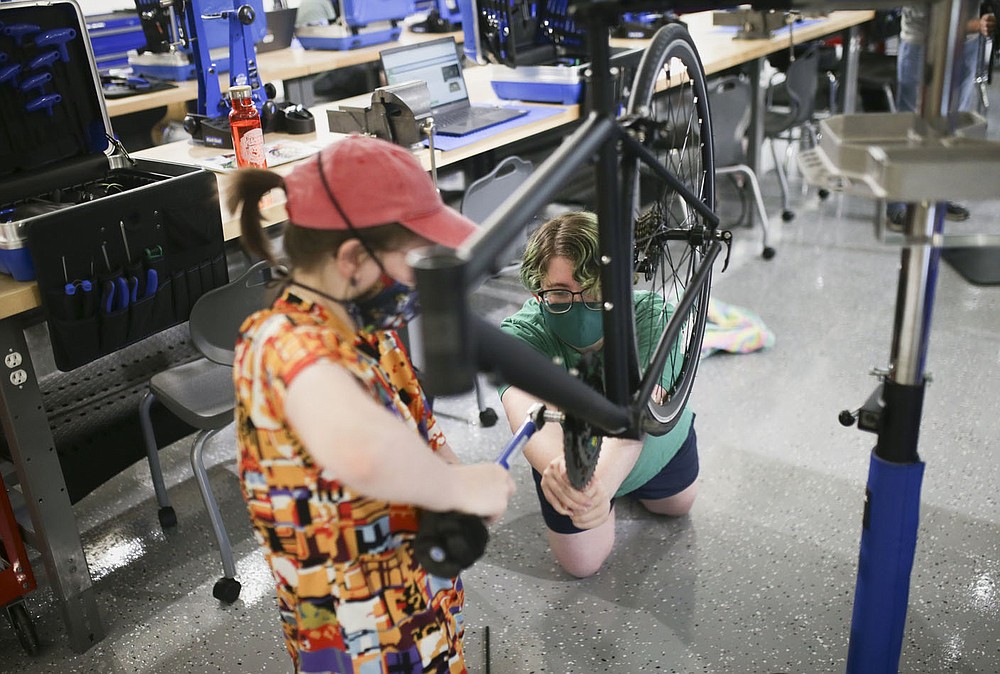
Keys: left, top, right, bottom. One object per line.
{"left": 333, "top": 422, "right": 466, "bottom": 510}
{"left": 592, "top": 437, "right": 644, "bottom": 495}
{"left": 500, "top": 386, "right": 564, "bottom": 472}
{"left": 502, "top": 385, "right": 642, "bottom": 491}
{"left": 286, "top": 362, "right": 468, "bottom": 512}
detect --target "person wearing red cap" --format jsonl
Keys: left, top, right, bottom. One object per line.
{"left": 227, "top": 135, "right": 515, "bottom": 674}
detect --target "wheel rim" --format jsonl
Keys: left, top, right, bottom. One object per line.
{"left": 625, "top": 26, "right": 715, "bottom": 433}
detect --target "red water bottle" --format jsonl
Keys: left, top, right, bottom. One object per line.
{"left": 229, "top": 85, "right": 267, "bottom": 168}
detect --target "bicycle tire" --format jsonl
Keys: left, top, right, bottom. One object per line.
{"left": 623, "top": 23, "right": 716, "bottom": 435}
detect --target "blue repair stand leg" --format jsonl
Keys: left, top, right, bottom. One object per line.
{"left": 846, "top": 451, "right": 925, "bottom": 673}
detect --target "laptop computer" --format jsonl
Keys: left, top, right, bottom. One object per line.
{"left": 380, "top": 37, "right": 529, "bottom": 137}
{"left": 256, "top": 8, "right": 296, "bottom": 54}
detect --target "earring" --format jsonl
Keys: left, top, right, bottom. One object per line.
{"left": 349, "top": 276, "right": 357, "bottom": 287}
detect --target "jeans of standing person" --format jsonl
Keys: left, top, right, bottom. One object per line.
{"left": 887, "top": 36, "right": 980, "bottom": 224}
{"left": 896, "top": 36, "right": 979, "bottom": 113}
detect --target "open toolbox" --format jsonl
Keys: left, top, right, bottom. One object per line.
{"left": 0, "top": 0, "right": 227, "bottom": 372}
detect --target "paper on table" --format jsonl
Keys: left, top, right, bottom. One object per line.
{"left": 193, "top": 139, "right": 326, "bottom": 172}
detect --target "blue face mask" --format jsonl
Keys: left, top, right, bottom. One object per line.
{"left": 348, "top": 273, "right": 420, "bottom": 331}
{"left": 282, "top": 272, "right": 419, "bottom": 333}
{"left": 542, "top": 302, "right": 604, "bottom": 351}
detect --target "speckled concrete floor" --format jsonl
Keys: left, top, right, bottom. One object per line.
{"left": 3, "top": 103, "right": 1000, "bottom": 674}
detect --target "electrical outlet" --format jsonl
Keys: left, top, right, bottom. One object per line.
{"left": 9, "top": 369, "right": 27, "bottom": 386}
{"left": 4, "top": 351, "right": 22, "bottom": 368}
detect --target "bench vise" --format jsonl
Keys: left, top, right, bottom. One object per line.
{"left": 327, "top": 80, "right": 432, "bottom": 149}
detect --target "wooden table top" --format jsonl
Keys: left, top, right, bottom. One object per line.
{"left": 105, "top": 27, "right": 463, "bottom": 118}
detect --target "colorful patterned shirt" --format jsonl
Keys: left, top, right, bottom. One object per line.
{"left": 234, "top": 291, "right": 467, "bottom": 674}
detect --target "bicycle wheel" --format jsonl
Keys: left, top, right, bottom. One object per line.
{"left": 623, "top": 23, "right": 715, "bottom": 435}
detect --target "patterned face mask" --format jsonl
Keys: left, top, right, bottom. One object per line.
{"left": 347, "top": 273, "right": 420, "bottom": 331}
{"left": 280, "top": 271, "right": 419, "bottom": 333}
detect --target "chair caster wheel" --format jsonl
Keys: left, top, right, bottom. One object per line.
{"left": 213, "top": 577, "right": 241, "bottom": 604}
{"left": 158, "top": 506, "right": 177, "bottom": 528}
{"left": 818, "top": 188, "right": 830, "bottom": 200}
{"left": 781, "top": 210, "right": 795, "bottom": 222}
{"left": 479, "top": 407, "right": 499, "bottom": 427}
{"left": 762, "top": 247, "right": 776, "bottom": 260}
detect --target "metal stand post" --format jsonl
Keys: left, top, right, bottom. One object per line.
{"left": 845, "top": 1, "right": 977, "bottom": 671}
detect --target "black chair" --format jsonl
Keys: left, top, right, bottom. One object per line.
{"left": 858, "top": 51, "right": 898, "bottom": 113}
{"left": 857, "top": 9, "right": 903, "bottom": 113}
{"left": 138, "top": 260, "right": 272, "bottom": 603}
{"left": 707, "top": 76, "right": 775, "bottom": 259}
{"left": 461, "top": 156, "right": 535, "bottom": 270}
{"left": 460, "top": 155, "right": 535, "bottom": 426}
{"left": 764, "top": 46, "right": 820, "bottom": 222}
{"left": 768, "top": 41, "right": 840, "bottom": 114}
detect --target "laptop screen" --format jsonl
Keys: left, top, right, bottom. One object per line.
{"left": 381, "top": 38, "right": 469, "bottom": 109}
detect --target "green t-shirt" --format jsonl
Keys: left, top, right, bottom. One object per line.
{"left": 498, "top": 290, "right": 695, "bottom": 497}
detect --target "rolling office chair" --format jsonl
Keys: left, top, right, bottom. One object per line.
{"left": 764, "top": 45, "right": 820, "bottom": 222}
{"left": 707, "top": 76, "right": 776, "bottom": 259}
{"left": 461, "top": 155, "right": 535, "bottom": 426}
{"left": 857, "top": 9, "right": 903, "bottom": 113}
{"left": 767, "top": 41, "right": 841, "bottom": 115}
{"left": 138, "top": 260, "right": 272, "bottom": 603}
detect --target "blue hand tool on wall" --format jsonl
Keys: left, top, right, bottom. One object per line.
{"left": 27, "top": 50, "right": 61, "bottom": 70}
{"left": 99, "top": 242, "right": 131, "bottom": 313}
{"left": 61, "top": 256, "right": 95, "bottom": 320}
{"left": 3, "top": 23, "right": 40, "bottom": 46}
{"left": 35, "top": 27, "right": 77, "bottom": 62}
{"left": 143, "top": 245, "right": 163, "bottom": 299}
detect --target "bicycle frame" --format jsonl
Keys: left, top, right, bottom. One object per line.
{"left": 412, "top": 4, "right": 721, "bottom": 439}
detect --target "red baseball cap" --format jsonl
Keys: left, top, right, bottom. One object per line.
{"left": 284, "top": 135, "right": 477, "bottom": 249}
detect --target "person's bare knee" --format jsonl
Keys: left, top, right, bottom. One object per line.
{"left": 546, "top": 511, "right": 616, "bottom": 578}
{"left": 640, "top": 480, "right": 698, "bottom": 517}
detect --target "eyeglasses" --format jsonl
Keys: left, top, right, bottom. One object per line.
{"left": 537, "top": 289, "right": 603, "bottom": 314}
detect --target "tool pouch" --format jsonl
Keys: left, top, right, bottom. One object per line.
{"left": 27, "top": 161, "right": 227, "bottom": 371}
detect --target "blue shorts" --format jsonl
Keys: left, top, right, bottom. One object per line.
{"left": 531, "top": 421, "right": 699, "bottom": 535}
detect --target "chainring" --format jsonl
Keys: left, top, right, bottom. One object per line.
{"left": 563, "top": 353, "right": 605, "bottom": 490}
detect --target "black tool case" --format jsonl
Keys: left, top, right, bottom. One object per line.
{"left": 0, "top": 0, "right": 227, "bottom": 372}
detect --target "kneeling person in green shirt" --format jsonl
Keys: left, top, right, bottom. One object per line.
{"left": 499, "top": 211, "right": 699, "bottom": 578}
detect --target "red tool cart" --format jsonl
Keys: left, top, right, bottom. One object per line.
{"left": 1, "top": 473, "right": 39, "bottom": 655}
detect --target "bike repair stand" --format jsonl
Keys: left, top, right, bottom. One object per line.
{"left": 182, "top": 0, "right": 272, "bottom": 148}
{"left": 800, "top": 1, "right": 1000, "bottom": 670}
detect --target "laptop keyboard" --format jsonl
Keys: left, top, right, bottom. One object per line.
{"left": 433, "top": 109, "right": 474, "bottom": 128}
